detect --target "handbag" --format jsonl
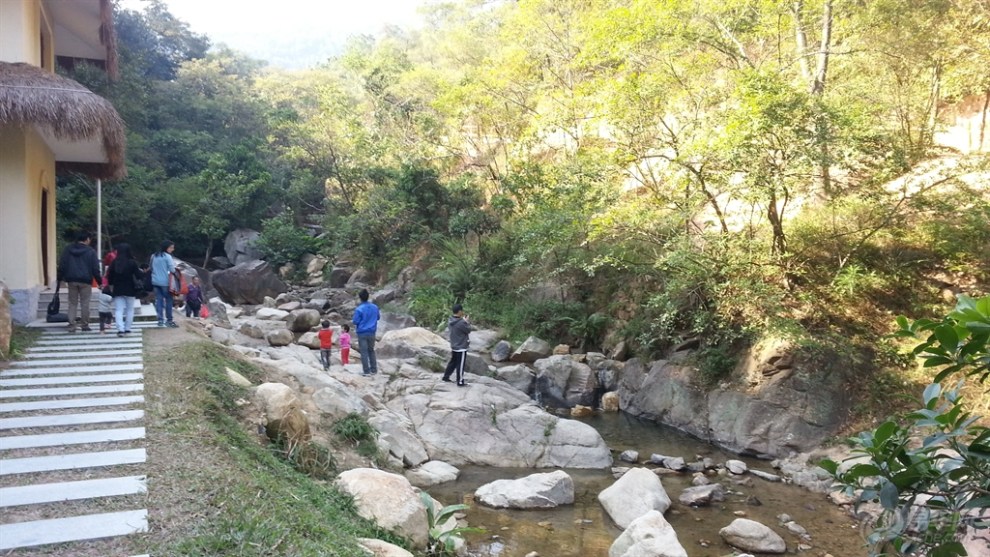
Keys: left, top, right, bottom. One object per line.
{"left": 47, "top": 282, "right": 61, "bottom": 315}
{"left": 46, "top": 282, "right": 67, "bottom": 322}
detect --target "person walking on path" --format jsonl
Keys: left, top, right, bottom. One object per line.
{"left": 106, "top": 243, "right": 145, "bottom": 336}
{"left": 151, "top": 240, "right": 179, "bottom": 327}
{"left": 184, "top": 276, "right": 203, "bottom": 318}
{"left": 442, "top": 303, "right": 474, "bottom": 387}
{"left": 57, "top": 231, "right": 101, "bottom": 332}
{"left": 352, "top": 289, "right": 380, "bottom": 376}
{"left": 318, "top": 320, "right": 334, "bottom": 371}
{"left": 339, "top": 324, "right": 351, "bottom": 365}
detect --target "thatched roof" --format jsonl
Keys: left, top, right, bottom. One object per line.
{"left": 0, "top": 62, "right": 126, "bottom": 180}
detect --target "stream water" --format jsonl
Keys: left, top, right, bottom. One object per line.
{"left": 429, "top": 412, "right": 867, "bottom": 557}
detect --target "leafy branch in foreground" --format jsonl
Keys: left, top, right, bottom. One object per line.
{"left": 420, "top": 492, "right": 484, "bottom": 557}
{"left": 823, "top": 295, "right": 990, "bottom": 557}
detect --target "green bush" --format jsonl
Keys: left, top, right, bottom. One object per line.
{"left": 255, "top": 209, "right": 321, "bottom": 267}
{"left": 332, "top": 413, "right": 377, "bottom": 443}
{"left": 693, "top": 346, "right": 737, "bottom": 386}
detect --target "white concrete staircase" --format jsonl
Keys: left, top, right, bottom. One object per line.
{"left": 0, "top": 326, "right": 156, "bottom": 555}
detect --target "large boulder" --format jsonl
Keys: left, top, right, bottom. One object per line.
{"left": 534, "top": 355, "right": 598, "bottom": 408}
{"left": 377, "top": 327, "right": 486, "bottom": 376}
{"left": 469, "top": 329, "right": 501, "bottom": 352}
{"left": 224, "top": 228, "right": 263, "bottom": 266}
{"left": 329, "top": 266, "right": 354, "bottom": 288}
{"left": 491, "top": 340, "right": 512, "bottom": 362}
{"left": 212, "top": 260, "right": 288, "bottom": 305}
{"left": 609, "top": 510, "right": 688, "bottom": 557}
{"left": 254, "top": 382, "right": 310, "bottom": 443}
{"left": 335, "top": 469, "right": 430, "bottom": 548}
{"left": 616, "top": 339, "right": 856, "bottom": 458}
{"left": 385, "top": 377, "right": 612, "bottom": 469}
{"left": 598, "top": 467, "right": 672, "bottom": 529}
{"left": 0, "top": 281, "right": 11, "bottom": 358}
{"left": 378, "top": 312, "right": 418, "bottom": 336}
{"left": 718, "top": 518, "right": 786, "bottom": 554}
{"left": 475, "top": 470, "right": 575, "bottom": 509}
{"left": 267, "top": 329, "right": 293, "bottom": 347}
{"left": 510, "top": 336, "right": 551, "bottom": 363}
{"left": 494, "top": 364, "right": 536, "bottom": 394}
{"left": 286, "top": 309, "right": 321, "bottom": 333}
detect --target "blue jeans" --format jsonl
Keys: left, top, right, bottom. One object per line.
{"left": 358, "top": 334, "right": 377, "bottom": 374}
{"left": 153, "top": 285, "right": 173, "bottom": 323}
{"left": 114, "top": 296, "right": 136, "bottom": 333}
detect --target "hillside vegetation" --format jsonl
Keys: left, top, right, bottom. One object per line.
{"left": 61, "top": 0, "right": 989, "bottom": 417}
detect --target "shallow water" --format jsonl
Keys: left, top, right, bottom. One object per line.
{"left": 429, "top": 412, "right": 867, "bottom": 557}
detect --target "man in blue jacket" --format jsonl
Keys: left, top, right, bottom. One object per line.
{"left": 56, "top": 231, "right": 101, "bottom": 333}
{"left": 352, "top": 289, "right": 380, "bottom": 376}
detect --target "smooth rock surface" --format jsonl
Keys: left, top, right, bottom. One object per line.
{"left": 286, "top": 308, "right": 321, "bottom": 332}
{"left": 608, "top": 510, "right": 688, "bottom": 557}
{"left": 598, "top": 467, "right": 672, "bottom": 529}
{"left": 678, "top": 484, "right": 726, "bottom": 506}
{"left": 336, "top": 469, "right": 430, "bottom": 548}
{"left": 510, "top": 336, "right": 551, "bottom": 363}
{"left": 475, "top": 470, "right": 575, "bottom": 509}
{"left": 719, "top": 518, "right": 787, "bottom": 554}
{"left": 405, "top": 460, "right": 460, "bottom": 487}
{"left": 534, "top": 355, "right": 597, "bottom": 408}
{"left": 212, "top": 259, "right": 288, "bottom": 305}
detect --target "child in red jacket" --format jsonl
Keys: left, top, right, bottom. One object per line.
{"left": 318, "top": 320, "right": 333, "bottom": 371}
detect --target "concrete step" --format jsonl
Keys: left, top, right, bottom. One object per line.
{"left": 35, "top": 288, "right": 162, "bottom": 321}
{"left": 0, "top": 448, "right": 146, "bottom": 475}
{"left": 0, "top": 509, "right": 149, "bottom": 550}
{"left": 0, "top": 475, "right": 147, "bottom": 507}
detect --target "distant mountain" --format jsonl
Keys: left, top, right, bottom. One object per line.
{"left": 213, "top": 31, "right": 349, "bottom": 69}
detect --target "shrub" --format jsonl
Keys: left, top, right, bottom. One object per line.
{"left": 332, "top": 413, "right": 377, "bottom": 443}
{"left": 255, "top": 209, "right": 321, "bottom": 267}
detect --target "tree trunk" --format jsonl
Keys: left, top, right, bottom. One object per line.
{"left": 810, "top": 0, "right": 833, "bottom": 193}
{"left": 792, "top": 1, "right": 812, "bottom": 82}
{"left": 923, "top": 60, "right": 943, "bottom": 151}
{"left": 767, "top": 190, "right": 787, "bottom": 257}
{"left": 810, "top": 0, "right": 832, "bottom": 96}
{"left": 202, "top": 240, "right": 213, "bottom": 269}
{"left": 980, "top": 87, "right": 990, "bottom": 152}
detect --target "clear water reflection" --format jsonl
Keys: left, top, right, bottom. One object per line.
{"left": 427, "top": 412, "right": 867, "bottom": 556}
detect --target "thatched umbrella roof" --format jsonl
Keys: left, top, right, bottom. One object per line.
{"left": 0, "top": 62, "right": 126, "bottom": 180}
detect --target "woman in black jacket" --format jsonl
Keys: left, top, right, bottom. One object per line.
{"left": 106, "top": 243, "right": 146, "bottom": 336}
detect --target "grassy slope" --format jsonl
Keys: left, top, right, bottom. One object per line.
{"left": 137, "top": 328, "right": 405, "bottom": 556}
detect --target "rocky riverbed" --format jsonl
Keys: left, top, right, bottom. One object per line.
{"left": 191, "top": 277, "right": 875, "bottom": 556}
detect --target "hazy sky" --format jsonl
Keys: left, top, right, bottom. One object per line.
{"left": 119, "top": 0, "right": 430, "bottom": 67}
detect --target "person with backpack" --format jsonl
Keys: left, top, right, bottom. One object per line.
{"left": 151, "top": 240, "right": 179, "bottom": 328}
{"left": 56, "top": 230, "right": 101, "bottom": 333}
{"left": 106, "top": 243, "right": 145, "bottom": 336}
